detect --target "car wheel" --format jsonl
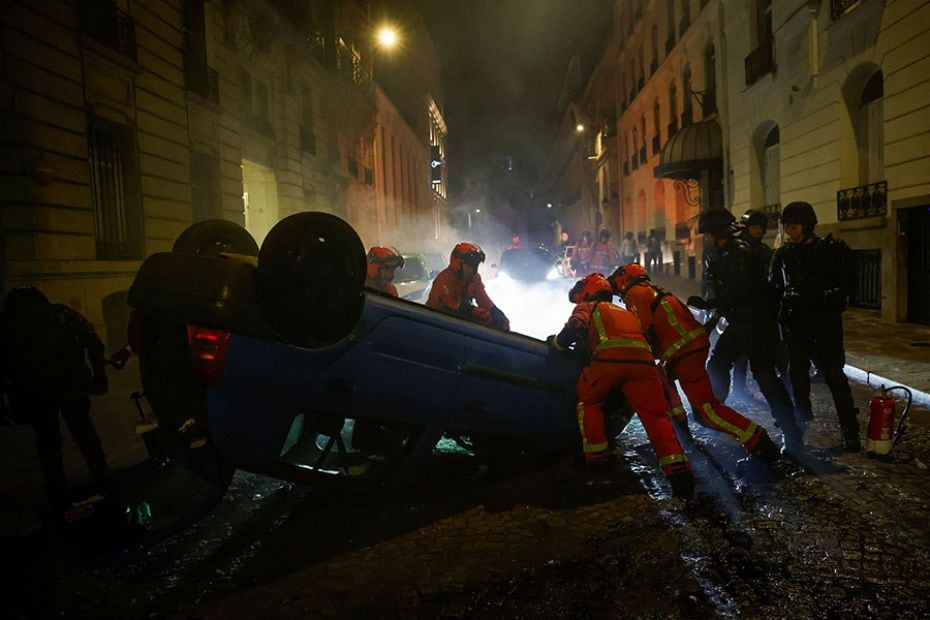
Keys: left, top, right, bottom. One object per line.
{"left": 257, "top": 212, "right": 366, "bottom": 348}
{"left": 172, "top": 219, "right": 259, "bottom": 258}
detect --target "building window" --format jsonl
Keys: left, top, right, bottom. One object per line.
{"left": 745, "top": 0, "right": 774, "bottom": 86}
{"left": 78, "top": 0, "right": 136, "bottom": 60}
{"left": 666, "top": 0, "right": 676, "bottom": 52}
{"left": 762, "top": 126, "right": 780, "bottom": 210}
{"left": 653, "top": 102, "right": 661, "bottom": 154}
{"left": 704, "top": 43, "right": 717, "bottom": 115}
{"left": 679, "top": 0, "right": 691, "bottom": 36}
{"left": 182, "top": 0, "right": 219, "bottom": 103}
{"left": 640, "top": 117, "right": 647, "bottom": 162}
{"left": 857, "top": 71, "right": 884, "bottom": 185}
{"left": 651, "top": 24, "right": 659, "bottom": 71}
{"left": 682, "top": 63, "right": 693, "bottom": 126}
{"left": 668, "top": 82, "right": 679, "bottom": 135}
{"left": 190, "top": 151, "right": 222, "bottom": 222}
{"left": 88, "top": 115, "right": 143, "bottom": 260}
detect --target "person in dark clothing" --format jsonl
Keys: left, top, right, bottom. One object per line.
{"left": 691, "top": 209, "right": 803, "bottom": 453}
{"left": 0, "top": 287, "right": 110, "bottom": 508}
{"left": 770, "top": 201, "right": 860, "bottom": 452}
{"left": 731, "top": 209, "right": 774, "bottom": 399}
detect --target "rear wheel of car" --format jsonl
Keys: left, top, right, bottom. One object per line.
{"left": 172, "top": 219, "right": 259, "bottom": 257}
{"left": 257, "top": 212, "right": 366, "bottom": 348}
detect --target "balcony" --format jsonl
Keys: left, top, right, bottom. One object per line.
{"left": 745, "top": 39, "right": 775, "bottom": 86}
{"left": 185, "top": 61, "right": 219, "bottom": 104}
{"left": 652, "top": 135, "right": 661, "bottom": 155}
{"left": 837, "top": 180, "right": 887, "bottom": 221}
{"left": 831, "top": 0, "right": 863, "bottom": 20}
{"left": 79, "top": 0, "right": 136, "bottom": 61}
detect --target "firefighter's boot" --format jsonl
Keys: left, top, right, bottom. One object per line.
{"left": 667, "top": 468, "right": 695, "bottom": 499}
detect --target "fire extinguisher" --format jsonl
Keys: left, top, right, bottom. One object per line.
{"left": 866, "top": 385, "right": 913, "bottom": 456}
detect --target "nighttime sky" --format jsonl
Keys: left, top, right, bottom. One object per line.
{"left": 413, "top": 0, "right": 613, "bottom": 195}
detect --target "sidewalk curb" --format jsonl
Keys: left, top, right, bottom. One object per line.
{"left": 845, "top": 364, "right": 930, "bottom": 408}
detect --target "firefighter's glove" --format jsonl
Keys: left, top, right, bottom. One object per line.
{"left": 686, "top": 296, "right": 713, "bottom": 310}
{"left": 471, "top": 307, "right": 493, "bottom": 325}
{"left": 89, "top": 368, "right": 109, "bottom": 396}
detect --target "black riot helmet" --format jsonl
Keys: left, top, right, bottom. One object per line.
{"left": 697, "top": 209, "right": 736, "bottom": 236}
{"left": 741, "top": 209, "right": 768, "bottom": 230}
{"left": 780, "top": 201, "right": 818, "bottom": 234}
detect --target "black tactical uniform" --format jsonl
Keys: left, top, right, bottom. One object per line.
{"left": 699, "top": 210, "right": 803, "bottom": 452}
{"left": 0, "top": 287, "right": 109, "bottom": 506}
{"left": 770, "top": 201, "right": 859, "bottom": 451}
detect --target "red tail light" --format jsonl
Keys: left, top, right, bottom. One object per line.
{"left": 186, "top": 325, "right": 231, "bottom": 385}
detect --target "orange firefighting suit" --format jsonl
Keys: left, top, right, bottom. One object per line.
{"left": 552, "top": 301, "right": 689, "bottom": 475}
{"left": 589, "top": 242, "right": 619, "bottom": 274}
{"left": 620, "top": 281, "right": 766, "bottom": 452}
{"left": 426, "top": 267, "right": 509, "bottom": 330}
{"left": 364, "top": 275, "right": 398, "bottom": 297}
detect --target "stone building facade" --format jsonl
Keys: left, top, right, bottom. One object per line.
{"left": 0, "top": 0, "right": 448, "bottom": 348}
{"left": 561, "top": 0, "right": 929, "bottom": 323}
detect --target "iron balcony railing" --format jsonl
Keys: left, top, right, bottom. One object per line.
{"left": 79, "top": 1, "right": 137, "bottom": 61}
{"left": 837, "top": 180, "right": 887, "bottom": 221}
{"left": 831, "top": 0, "right": 862, "bottom": 20}
{"left": 745, "top": 38, "right": 775, "bottom": 86}
{"left": 185, "top": 61, "right": 220, "bottom": 104}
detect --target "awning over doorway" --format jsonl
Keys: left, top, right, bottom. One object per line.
{"left": 653, "top": 119, "right": 722, "bottom": 180}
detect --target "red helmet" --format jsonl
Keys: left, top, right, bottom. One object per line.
{"left": 450, "top": 242, "right": 486, "bottom": 271}
{"left": 569, "top": 273, "right": 613, "bottom": 303}
{"left": 609, "top": 263, "right": 649, "bottom": 296}
{"left": 367, "top": 246, "right": 404, "bottom": 280}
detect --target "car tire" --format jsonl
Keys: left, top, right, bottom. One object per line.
{"left": 172, "top": 219, "right": 259, "bottom": 258}
{"left": 257, "top": 212, "right": 366, "bottom": 348}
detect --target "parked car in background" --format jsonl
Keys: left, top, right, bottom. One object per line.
{"left": 392, "top": 253, "right": 436, "bottom": 303}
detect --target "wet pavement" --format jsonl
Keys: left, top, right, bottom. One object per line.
{"left": 2, "top": 279, "right": 930, "bottom": 618}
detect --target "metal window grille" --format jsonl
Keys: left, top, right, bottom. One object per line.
{"left": 88, "top": 116, "right": 142, "bottom": 259}
{"left": 850, "top": 249, "right": 881, "bottom": 310}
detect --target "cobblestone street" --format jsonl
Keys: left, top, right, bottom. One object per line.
{"left": 3, "top": 363, "right": 927, "bottom": 619}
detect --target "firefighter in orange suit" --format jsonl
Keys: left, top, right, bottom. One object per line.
{"left": 365, "top": 246, "right": 404, "bottom": 297}
{"left": 549, "top": 273, "right": 694, "bottom": 498}
{"left": 427, "top": 242, "right": 510, "bottom": 330}
{"left": 609, "top": 264, "right": 780, "bottom": 462}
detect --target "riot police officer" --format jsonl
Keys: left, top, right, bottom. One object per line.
{"left": 693, "top": 209, "right": 803, "bottom": 453}
{"left": 770, "top": 201, "right": 860, "bottom": 451}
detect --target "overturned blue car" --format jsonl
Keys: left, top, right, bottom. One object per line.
{"left": 128, "top": 213, "right": 633, "bottom": 487}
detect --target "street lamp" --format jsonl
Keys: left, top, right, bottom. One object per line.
{"left": 376, "top": 25, "right": 398, "bottom": 49}
{"left": 576, "top": 123, "right": 585, "bottom": 133}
